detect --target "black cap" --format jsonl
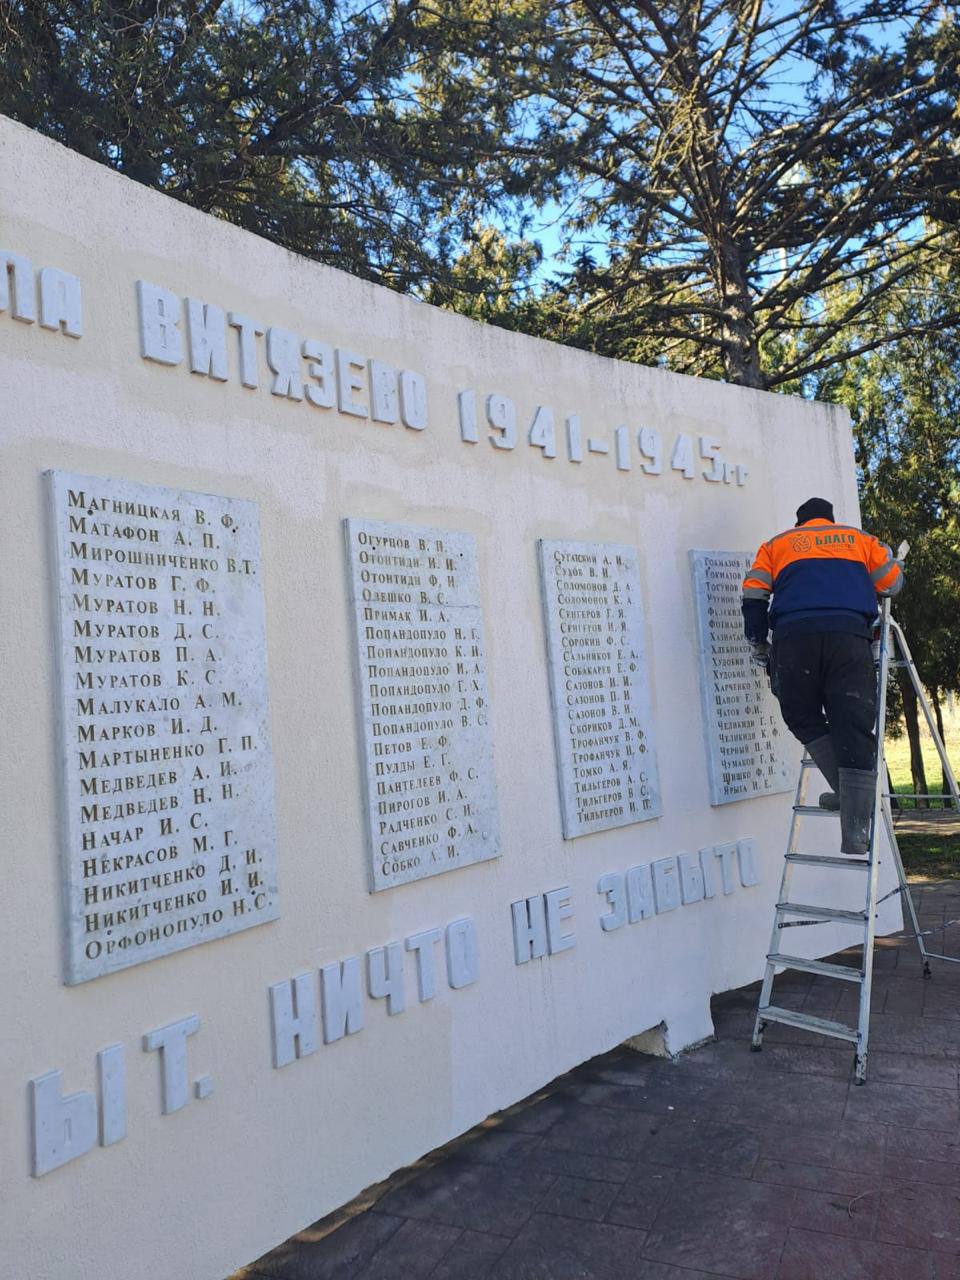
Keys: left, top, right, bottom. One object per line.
{"left": 796, "top": 497, "right": 834, "bottom": 526}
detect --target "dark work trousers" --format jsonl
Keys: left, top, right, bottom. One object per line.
{"left": 770, "top": 632, "right": 878, "bottom": 771}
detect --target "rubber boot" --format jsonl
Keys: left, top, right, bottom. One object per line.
{"left": 839, "top": 768, "right": 877, "bottom": 856}
{"left": 806, "top": 735, "right": 840, "bottom": 810}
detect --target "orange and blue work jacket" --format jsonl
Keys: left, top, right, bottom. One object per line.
{"left": 741, "top": 518, "right": 903, "bottom": 643}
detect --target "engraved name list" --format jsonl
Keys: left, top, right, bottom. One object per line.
{"left": 539, "top": 540, "right": 662, "bottom": 838}
{"left": 49, "top": 471, "right": 279, "bottom": 983}
{"left": 345, "top": 518, "right": 501, "bottom": 891}
{"left": 690, "top": 549, "right": 794, "bottom": 806}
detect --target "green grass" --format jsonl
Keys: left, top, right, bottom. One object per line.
{"left": 883, "top": 712, "right": 960, "bottom": 877}
{"left": 897, "top": 830, "right": 960, "bottom": 879}
{"left": 884, "top": 730, "right": 959, "bottom": 810}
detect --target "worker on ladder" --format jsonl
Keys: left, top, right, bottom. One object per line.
{"left": 741, "top": 498, "right": 904, "bottom": 856}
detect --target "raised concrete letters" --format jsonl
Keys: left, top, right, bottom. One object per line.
{"left": 367, "top": 942, "right": 406, "bottom": 1015}
{"left": 1, "top": 250, "right": 37, "bottom": 322}
{"left": 345, "top": 517, "right": 501, "bottom": 891}
{"left": 30, "top": 1070, "right": 98, "bottom": 1176}
{"left": 269, "top": 916, "right": 480, "bottom": 1068}
{"left": 270, "top": 973, "right": 320, "bottom": 1068}
{"left": 690, "top": 550, "right": 795, "bottom": 805}
{"left": 539, "top": 540, "right": 662, "bottom": 837}
{"left": 142, "top": 1014, "right": 200, "bottom": 1114}
{"left": 445, "top": 918, "right": 479, "bottom": 988}
{"left": 1, "top": 253, "right": 82, "bottom": 335}
{"left": 512, "top": 888, "right": 576, "bottom": 963}
{"left": 320, "top": 957, "right": 365, "bottom": 1044}
{"left": 48, "top": 470, "right": 279, "bottom": 982}
{"left": 97, "top": 1044, "right": 127, "bottom": 1147}
{"left": 137, "top": 281, "right": 183, "bottom": 365}
{"left": 596, "top": 838, "right": 761, "bottom": 933}
{"left": 38, "top": 266, "right": 83, "bottom": 337}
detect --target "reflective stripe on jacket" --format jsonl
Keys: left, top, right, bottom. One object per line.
{"left": 741, "top": 518, "right": 903, "bottom": 640}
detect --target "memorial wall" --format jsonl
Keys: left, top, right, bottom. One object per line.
{"left": 0, "top": 114, "right": 903, "bottom": 1280}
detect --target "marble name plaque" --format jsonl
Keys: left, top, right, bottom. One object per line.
{"left": 345, "top": 518, "right": 501, "bottom": 891}
{"left": 48, "top": 471, "right": 279, "bottom": 983}
{"left": 539, "top": 540, "right": 662, "bottom": 838}
{"left": 690, "top": 550, "right": 795, "bottom": 806}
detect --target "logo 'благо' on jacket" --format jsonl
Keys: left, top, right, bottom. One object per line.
{"left": 791, "top": 531, "right": 857, "bottom": 552}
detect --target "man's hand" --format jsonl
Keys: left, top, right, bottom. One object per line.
{"left": 749, "top": 641, "right": 771, "bottom": 671}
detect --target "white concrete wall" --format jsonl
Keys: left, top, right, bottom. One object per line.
{"left": 0, "top": 114, "right": 900, "bottom": 1280}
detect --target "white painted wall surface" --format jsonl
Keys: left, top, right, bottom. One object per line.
{"left": 0, "top": 114, "right": 901, "bottom": 1280}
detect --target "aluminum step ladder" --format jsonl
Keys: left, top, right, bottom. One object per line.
{"left": 751, "top": 581, "right": 960, "bottom": 1083}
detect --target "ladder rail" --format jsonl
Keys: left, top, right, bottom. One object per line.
{"left": 753, "top": 755, "right": 808, "bottom": 1031}
{"left": 751, "top": 582, "right": 959, "bottom": 1082}
{"left": 853, "top": 597, "right": 894, "bottom": 1082}
{"left": 880, "top": 774, "right": 930, "bottom": 973}
{"left": 889, "top": 619, "right": 960, "bottom": 810}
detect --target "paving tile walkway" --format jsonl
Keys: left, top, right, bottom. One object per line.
{"left": 235, "top": 881, "right": 960, "bottom": 1280}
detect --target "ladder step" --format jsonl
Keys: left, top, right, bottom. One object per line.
{"left": 766, "top": 953, "right": 864, "bottom": 982}
{"left": 776, "top": 901, "right": 867, "bottom": 923}
{"left": 793, "top": 805, "right": 839, "bottom": 817}
{"left": 786, "top": 853, "right": 870, "bottom": 870}
{"left": 757, "top": 1004, "right": 860, "bottom": 1043}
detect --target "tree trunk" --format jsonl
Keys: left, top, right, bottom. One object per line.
{"left": 931, "top": 688, "right": 954, "bottom": 809}
{"left": 897, "top": 670, "right": 929, "bottom": 808}
{"left": 716, "top": 236, "right": 764, "bottom": 389}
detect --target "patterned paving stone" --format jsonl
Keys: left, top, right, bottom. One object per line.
{"left": 876, "top": 1182, "right": 960, "bottom": 1254}
{"left": 844, "top": 1078, "right": 960, "bottom": 1131}
{"left": 867, "top": 1050, "right": 960, "bottom": 1088}
{"left": 641, "top": 1175, "right": 788, "bottom": 1279}
{"left": 540, "top": 1100, "right": 657, "bottom": 1161}
{"left": 750, "top": 1158, "right": 869, "bottom": 1196}
{"left": 882, "top": 1153, "right": 960, "bottom": 1188}
{"left": 723, "top": 1073, "right": 850, "bottom": 1133}
{"left": 882, "top": 1125, "right": 960, "bottom": 1163}
{"left": 777, "top": 1227, "right": 935, "bottom": 1280}
{"left": 639, "top": 1116, "right": 762, "bottom": 1176}
{"left": 248, "top": 1211, "right": 404, "bottom": 1279}
{"left": 580, "top": 1056, "right": 667, "bottom": 1088}
{"left": 374, "top": 1158, "right": 557, "bottom": 1237}
{"left": 453, "top": 1130, "right": 541, "bottom": 1166}
{"left": 686, "top": 1039, "right": 855, "bottom": 1080}
{"left": 520, "top": 1142, "right": 634, "bottom": 1184}
{"left": 861, "top": 1013, "right": 928, "bottom": 1055}
{"left": 922, "top": 992, "right": 960, "bottom": 1021}
{"left": 603, "top": 1167, "right": 676, "bottom": 1230}
{"left": 427, "top": 1230, "right": 510, "bottom": 1280}
{"left": 535, "top": 1175, "right": 621, "bottom": 1222}
{"left": 488, "top": 1214, "right": 650, "bottom": 1280}
{"left": 789, "top": 1187, "right": 878, "bottom": 1240}
{"left": 881, "top": 977, "right": 931, "bottom": 1016}
{"left": 922, "top": 1019, "right": 960, "bottom": 1059}
{"left": 576, "top": 1076, "right": 735, "bottom": 1120}
{"left": 726, "top": 1042, "right": 853, "bottom": 1080}
{"left": 655, "top": 1171, "right": 794, "bottom": 1225}
{"left": 494, "top": 1092, "right": 576, "bottom": 1136}
{"left": 355, "top": 1220, "right": 462, "bottom": 1279}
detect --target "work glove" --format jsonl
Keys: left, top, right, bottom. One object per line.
{"left": 749, "top": 641, "right": 770, "bottom": 671}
